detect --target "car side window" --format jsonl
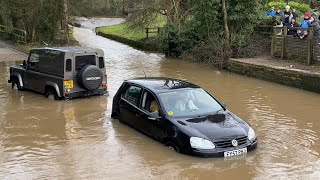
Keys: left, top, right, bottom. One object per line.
{"left": 141, "top": 91, "right": 159, "bottom": 113}
{"left": 122, "top": 86, "right": 142, "bottom": 107}
{"left": 28, "top": 53, "right": 40, "bottom": 71}
{"left": 66, "top": 59, "right": 72, "bottom": 72}
{"left": 99, "top": 57, "right": 105, "bottom": 69}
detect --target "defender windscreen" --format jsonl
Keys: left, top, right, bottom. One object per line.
{"left": 75, "top": 55, "right": 96, "bottom": 70}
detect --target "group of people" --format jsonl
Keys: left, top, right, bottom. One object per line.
{"left": 268, "top": 5, "right": 320, "bottom": 38}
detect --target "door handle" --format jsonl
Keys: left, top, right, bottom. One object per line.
{"left": 135, "top": 114, "right": 141, "bottom": 118}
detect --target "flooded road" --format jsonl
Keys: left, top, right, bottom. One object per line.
{"left": 1, "top": 19, "right": 320, "bottom": 179}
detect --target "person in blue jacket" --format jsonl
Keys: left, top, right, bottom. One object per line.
{"left": 267, "top": 7, "right": 276, "bottom": 17}
{"left": 297, "top": 12, "right": 311, "bottom": 39}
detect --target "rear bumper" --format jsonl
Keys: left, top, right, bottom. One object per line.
{"left": 64, "top": 89, "right": 109, "bottom": 99}
{"left": 191, "top": 139, "right": 258, "bottom": 158}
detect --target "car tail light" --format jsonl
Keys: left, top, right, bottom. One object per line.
{"left": 102, "top": 84, "right": 107, "bottom": 88}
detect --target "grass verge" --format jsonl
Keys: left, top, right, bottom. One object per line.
{"left": 97, "top": 16, "right": 166, "bottom": 41}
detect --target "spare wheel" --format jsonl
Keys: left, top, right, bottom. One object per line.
{"left": 77, "top": 65, "right": 103, "bottom": 91}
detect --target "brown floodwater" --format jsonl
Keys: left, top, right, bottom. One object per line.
{"left": 0, "top": 19, "right": 320, "bottom": 179}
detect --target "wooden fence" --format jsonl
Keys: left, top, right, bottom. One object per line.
{"left": 0, "top": 24, "right": 27, "bottom": 44}
{"left": 271, "top": 26, "right": 320, "bottom": 65}
{"left": 145, "top": 27, "right": 162, "bottom": 39}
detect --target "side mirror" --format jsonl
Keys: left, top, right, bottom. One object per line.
{"left": 23, "top": 60, "right": 26, "bottom": 66}
{"left": 222, "top": 103, "right": 227, "bottom": 109}
{"left": 148, "top": 112, "right": 161, "bottom": 121}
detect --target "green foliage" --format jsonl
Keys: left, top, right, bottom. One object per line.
{"left": 161, "top": 25, "right": 195, "bottom": 57}
{"left": 267, "top": 1, "right": 312, "bottom": 14}
{"left": 98, "top": 23, "right": 146, "bottom": 40}
{"left": 161, "top": 0, "right": 260, "bottom": 59}
{"left": 97, "top": 15, "right": 166, "bottom": 41}
{"left": 68, "top": 0, "right": 124, "bottom": 17}
{"left": 0, "top": 0, "right": 64, "bottom": 42}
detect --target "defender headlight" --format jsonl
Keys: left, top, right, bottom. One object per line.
{"left": 190, "top": 137, "right": 215, "bottom": 150}
{"left": 248, "top": 127, "right": 256, "bottom": 141}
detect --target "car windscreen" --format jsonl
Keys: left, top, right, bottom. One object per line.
{"left": 75, "top": 55, "right": 96, "bottom": 70}
{"left": 158, "top": 88, "right": 223, "bottom": 117}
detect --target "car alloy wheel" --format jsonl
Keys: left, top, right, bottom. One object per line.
{"left": 47, "top": 93, "right": 55, "bottom": 100}
{"left": 166, "top": 142, "right": 180, "bottom": 153}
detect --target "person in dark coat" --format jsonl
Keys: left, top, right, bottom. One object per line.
{"left": 308, "top": 16, "right": 320, "bottom": 37}
{"left": 288, "top": 18, "right": 300, "bottom": 36}
{"left": 281, "top": 5, "right": 293, "bottom": 26}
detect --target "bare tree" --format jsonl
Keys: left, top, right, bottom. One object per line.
{"left": 221, "top": 0, "right": 231, "bottom": 67}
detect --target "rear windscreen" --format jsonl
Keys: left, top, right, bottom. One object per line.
{"left": 76, "top": 55, "right": 96, "bottom": 70}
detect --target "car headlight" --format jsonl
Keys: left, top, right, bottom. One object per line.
{"left": 248, "top": 127, "right": 256, "bottom": 141}
{"left": 190, "top": 137, "right": 215, "bottom": 150}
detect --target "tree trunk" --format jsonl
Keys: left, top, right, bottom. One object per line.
{"left": 222, "top": 0, "right": 230, "bottom": 45}
{"left": 63, "top": 0, "right": 70, "bottom": 45}
{"left": 221, "top": 0, "right": 231, "bottom": 68}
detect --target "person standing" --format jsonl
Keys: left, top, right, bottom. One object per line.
{"left": 281, "top": 5, "right": 293, "bottom": 26}
{"left": 308, "top": 16, "right": 320, "bottom": 37}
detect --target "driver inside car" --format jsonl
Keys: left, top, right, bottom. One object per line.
{"left": 150, "top": 100, "right": 159, "bottom": 113}
{"left": 175, "top": 93, "right": 198, "bottom": 111}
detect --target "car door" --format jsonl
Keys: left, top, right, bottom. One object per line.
{"left": 137, "top": 90, "right": 166, "bottom": 140}
{"left": 24, "top": 52, "right": 40, "bottom": 91}
{"left": 119, "top": 85, "right": 143, "bottom": 129}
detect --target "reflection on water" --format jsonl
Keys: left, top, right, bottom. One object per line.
{"left": 0, "top": 19, "right": 320, "bottom": 179}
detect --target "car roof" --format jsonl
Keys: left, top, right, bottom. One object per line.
{"left": 126, "top": 77, "right": 200, "bottom": 93}
{"left": 31, "top": 47, "right": 101, "bottom": 54}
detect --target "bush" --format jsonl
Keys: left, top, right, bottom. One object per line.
{"left": 267, "top": 1, "right": 312, "bottom": 14}
{"left": 160, "top": 23, "right": 199, "bottom": 57}
{"left": 180, "top": 38, "right": 227, "bottom": 68}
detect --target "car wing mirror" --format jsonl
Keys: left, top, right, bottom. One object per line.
{"left": 23, "top": 60, "right": 26, "bottom": 66}
{"left": 148, "top": 112, "right": 161, "bottom": 121}
{"left": 222, "top": 103, "right": 227, "bottom": 109}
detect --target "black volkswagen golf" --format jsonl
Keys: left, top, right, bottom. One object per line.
{"left": 111, "top": 78, "right": 257, "bottom": 157}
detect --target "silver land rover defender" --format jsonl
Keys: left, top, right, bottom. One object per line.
{"left": 8, "top": 47, "right": 108, "bottom": 100}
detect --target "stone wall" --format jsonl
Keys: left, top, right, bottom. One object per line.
{"left": 227, "top": 60, "right": 320, "bottom": 94}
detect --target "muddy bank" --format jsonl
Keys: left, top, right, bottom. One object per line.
{"left": 0, "top": 41, "right": 27, "bottom": 62}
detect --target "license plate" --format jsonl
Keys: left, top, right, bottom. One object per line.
{"left": 224, "top": 148, "right": 247, "bottom": 157}
{"left": 64, "top": 80, "right": 74, "bottom": 89}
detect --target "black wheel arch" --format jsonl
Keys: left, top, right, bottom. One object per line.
{"left": 45, "top": 82, "right": 62, "bottom": 98}
{"left": 10, "top": 74, "right": 24, "bottom": 89}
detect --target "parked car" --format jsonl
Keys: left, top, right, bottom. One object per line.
{"left": 8, "top": 47, "right": 108, "bottom": 100}
{"left": 112, "top": 77, "right": 258, "bottom": 157}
